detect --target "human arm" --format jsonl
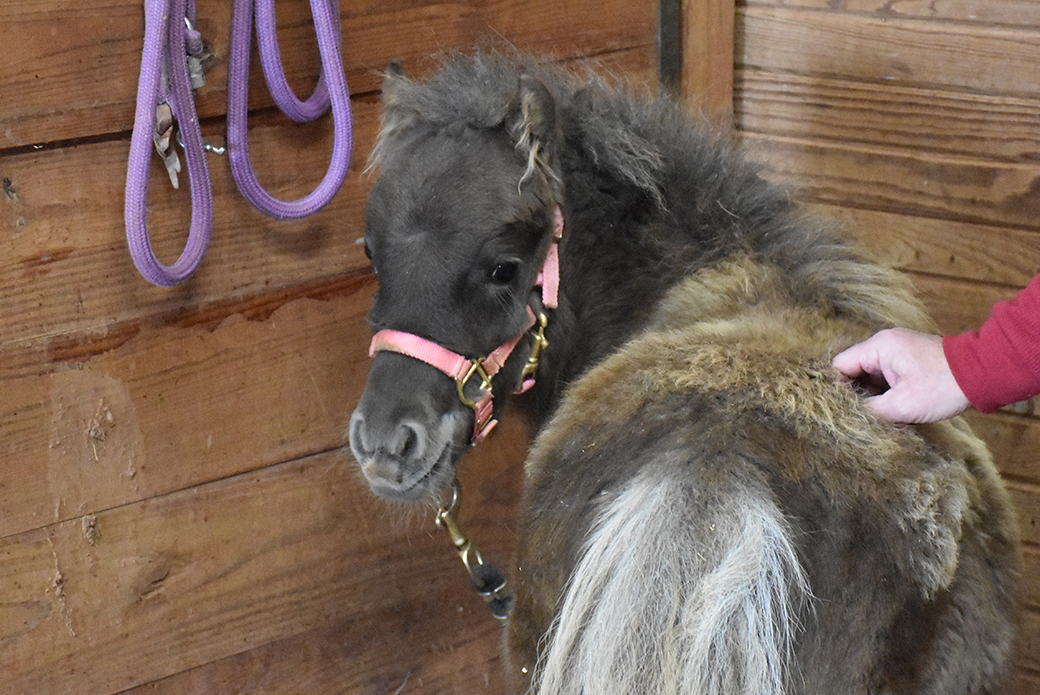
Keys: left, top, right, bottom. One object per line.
{"left": 834, "top": 275, "right": 1040, "bottom": 423}
{"left": 942, "top": 274, "right": 1040, "bottom": 413}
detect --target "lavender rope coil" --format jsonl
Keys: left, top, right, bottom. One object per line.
{"left": 124, "top": 0, "right": 353, "bottom": 286}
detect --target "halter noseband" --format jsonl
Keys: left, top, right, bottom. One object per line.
{"left": 368, "top": 206, "right": 563, "bottom": 444}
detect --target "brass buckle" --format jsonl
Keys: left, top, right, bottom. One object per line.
{"left": 455, "top": 358, "right": 492, "bottom": 410}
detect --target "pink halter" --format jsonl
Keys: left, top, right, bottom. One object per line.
{"left": 369, "top": 206, "right": 564, "bottom": 444}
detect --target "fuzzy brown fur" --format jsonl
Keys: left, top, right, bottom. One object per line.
{"left": 508, "top": 255, "right": 1020, "bottom": 694}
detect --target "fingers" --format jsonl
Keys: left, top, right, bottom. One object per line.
{"left": 832, "top": 337, "right": 882, "bottom": 382}
{"left": 862, "top": 389, "right": 910, "bottom": 423}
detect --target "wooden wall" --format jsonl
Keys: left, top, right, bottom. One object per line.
{"left": 0, "top": 1, "right": 656, "bottom": 692}
{"left": 682, "top": 0, "right": 1040, "bottom": 691}
{"left": 6, "top": 0, "right": 1034, "bottom": 690}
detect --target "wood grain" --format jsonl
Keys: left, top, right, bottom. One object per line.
{"left": 0, "top": 286, "right": 380, "bottom": 541}
{"left": 1009, "top": 481, "right": 1040, "bottom": 546}
{"left": 739, "top": 6, "right": 1040, "bottom": 98}
{"left": 964, "top": 412, "right": 1040, "bottom": 483}
{"left": 681, "top": 0, "right": 736, "bottom": 122}
{"left": 1022, "top": 543, "right": 1040, "bottom": 611}
{"left": 736, "top": 70, "right": 1040, "bottom": 164}
{"left": 742, "top": 132, "right": 1040, "bottom": 232}
{"left": 741, "top": 0, "right": 1040, "bottom": 27}
{"left": 803, "top": 204, "right": 1040, "bottom": 289}
{"left": 1008, "top": 669, "right": 1040, "bottom": 695}
{"left": 0, "top": 435, "right": 524, "bottom": 693}
{"left": 0, "top": 0, "right": 656, "bottom": 148}
{"left": 121, "top": 597, "right": 509, "bottom": 694}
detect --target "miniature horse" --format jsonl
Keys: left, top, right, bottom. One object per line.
{"left": 348, "top": 53, "right": 1019, "bottom": 694}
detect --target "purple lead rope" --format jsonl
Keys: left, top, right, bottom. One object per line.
{"left": 124, "top": 0, "right": 353, "bottom": 287}
{"left": 125, "top": 0, "right": 212, "bottom": 286}
{"left": 228, "top": 0, "right": 353, "bottom": 220}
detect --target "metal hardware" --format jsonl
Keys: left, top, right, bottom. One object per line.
{"left": 455, "top": 359, "right": 493, "bottom": 410}
{"left": 183, "top": 18, "right": 208, "bottom": 91}
{"left": 519, "top": 311, "right": 549, "bottom": 384}
{"left": 153, "top": 102, "right": 182, "bottom": 188}
{"left": 186, "top": 54, "right": 206, "bottom": 90}
{"left": 435, "top": 482, "right": 514, "bottom": 620}
{"left": 175, "top": 128, "right": 227, "bottom": 156}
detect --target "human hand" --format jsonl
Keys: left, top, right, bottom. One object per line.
{"left": 832, "top": 328, "right": 971, "bottom": 423}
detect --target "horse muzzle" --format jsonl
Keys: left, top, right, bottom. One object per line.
{"left": 348, "top": 351, "right": 471, "bottom": 501}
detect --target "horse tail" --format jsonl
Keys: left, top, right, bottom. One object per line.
{"left": 533, "top": 461, "right": 810, "bottom": 695}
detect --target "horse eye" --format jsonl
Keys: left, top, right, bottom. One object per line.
{"left": 363, "top": 241, "right": 373, "bottom": 261}
{"left": 489, "top": 261, "right": 518, "bottom": 284}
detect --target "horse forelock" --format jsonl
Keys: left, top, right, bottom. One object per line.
{"left": 368, "top": 52, "right": 674, "bottom": 205}
{"left": 368, "top": 53, "right": 541, "bottom": 173}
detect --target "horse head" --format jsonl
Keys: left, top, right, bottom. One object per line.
{"left": 349, "top": 58, "right": 563, "bottom": 501}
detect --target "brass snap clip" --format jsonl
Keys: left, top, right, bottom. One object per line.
{"left": 435, "top": 482, "right": 514, "bottom": 620}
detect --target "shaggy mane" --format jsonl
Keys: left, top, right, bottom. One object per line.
{"left": 371, "top": 51, "right": 932, "bottom": 337}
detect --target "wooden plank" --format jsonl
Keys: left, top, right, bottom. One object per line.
{"left": 738, "top": 6, "right": 1040, "bottom": 99}
{"left": 121, "top": 595, "right": 508, "bottom": 694}
{"left": 1008, "top": 481, "right": 1040, "bottom": 546}
{"left": 1022, "top": 544, "right": 1040, "bottom": 611}
{"left": 741, "top": 132, "right": 1040, "bottom": 232}
{"left": 806, "top": 204, "right": 1040, "bottom": 288}
{"left": 0, "top": 0, "right": 656, "bottom": 148}
{"left": 0, "top": 286, "right": 376, "bottom": 541}
{"left": 908, "top": 272, "right": 1028, "bottom": 335}
{"left": 0, "top": 418, "right": 526, "bottom": 694}
{"left": 0, "top": 99, "right": 376, "bottom": 368}
{"left": 1006, "top": 668, "right": 1040, "bottom": 695}
{"left": 1019, "top": 609, "right": 1040, "bottom": 674}
{"left": 964, "top": 411, "right": 1040, "bottom": 483}
{"left": 681, "top": 0, "right": 736, "bottom": 122}
{"left": 741, "top": 0, "right": 1040, "bottom": 28}
{"left": 736, "top": 70, "right": 1040, "bottom": 163}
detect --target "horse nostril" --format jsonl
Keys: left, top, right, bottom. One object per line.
{"left": 348, "top": 410, "right": 369, "bottom": 457}
{"left": 390, "top": 421, "right": 427, "bottom": 462}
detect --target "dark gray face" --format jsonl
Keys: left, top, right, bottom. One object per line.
{"left": 349, "top": 124, "right": 553, "bottom": 502}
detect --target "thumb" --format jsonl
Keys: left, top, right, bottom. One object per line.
{"left": 861, "top": 387, "right": 910, "bottom": 423}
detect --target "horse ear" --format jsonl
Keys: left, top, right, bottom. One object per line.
{"left": 381, "top": 59, "right": 411, "bottom": 112}
{"left": 376, "top": 58, "right": 420, "bottom": 148}
{"left": 507, "top": 75, "right": 562, "bottom": 189}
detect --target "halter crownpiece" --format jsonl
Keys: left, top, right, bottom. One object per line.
{"left": 368, "top": 205, "right": 564, "bottom": 444}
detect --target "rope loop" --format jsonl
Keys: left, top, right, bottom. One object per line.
{"left": 124, "top": 0, "right": 353, "bottom": 286}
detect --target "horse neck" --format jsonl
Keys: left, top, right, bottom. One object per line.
{"left": 523, "top": 163, "right": 678, "bottom": 425}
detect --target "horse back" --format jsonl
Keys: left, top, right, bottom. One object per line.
{"left": 506, "top": 257, "right": 1019, "bottom": 694}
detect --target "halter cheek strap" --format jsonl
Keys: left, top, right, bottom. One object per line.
{"left": 537, "top": 206, "right": 564, "bottom": 309}
{"left": 368, "top": 206, "right": 564, "bottom": 445}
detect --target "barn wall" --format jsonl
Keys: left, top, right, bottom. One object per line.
{"left": 0, "top": 2, "right": 656, "bottom": 692}
{"left": 681, "top": 0, "right": 1040, "bottom": 691}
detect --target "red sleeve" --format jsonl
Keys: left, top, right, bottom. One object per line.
{"left": 943, "top": 274, "right": 1040, "bottom": 413}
